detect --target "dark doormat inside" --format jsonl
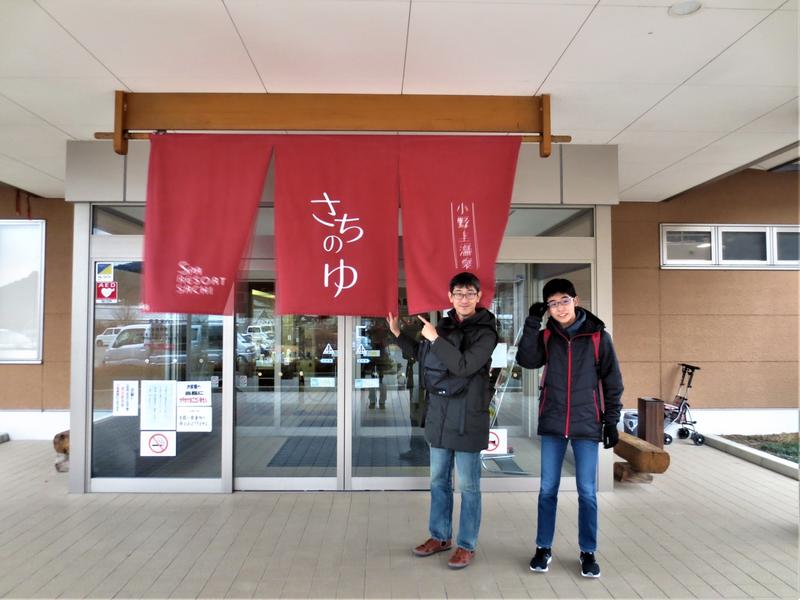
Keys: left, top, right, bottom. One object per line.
{"left": 267, "top": 435, "right": 430, "bottom": 467}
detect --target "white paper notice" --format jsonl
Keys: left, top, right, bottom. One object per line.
{"left": 112, "top": 380, "right": 139, "bottom": 416}
{"left": 491, "top": 343, "right": 508, "bottom": 368}
{"left": 176, "top": 381, "right": 212, "bottom": 407}
{"left": 140, "top": 380, "right": 177, "bottom": 430}
{"left": 177, "top": 406, "right": 213, "bottom": 432}
{"left": 140, "top": 430, "right": 177, "bottom": 457}
{"left": 355, "top": 378, "right": 380, "bottom": 389}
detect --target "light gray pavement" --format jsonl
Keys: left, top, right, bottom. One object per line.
{"left": 0, "top": 440, "right": 797, "bottom": 599}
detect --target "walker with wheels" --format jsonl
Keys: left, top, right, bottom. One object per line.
{"left": 663, "top": 362, "right": 705, "bottom": 446}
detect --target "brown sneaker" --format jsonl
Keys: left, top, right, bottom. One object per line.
{"left": 412, "top": 537, "right": 453, "bottom": 557}
{"left": 447, "top": 547, "right": 475, "bottom": 569}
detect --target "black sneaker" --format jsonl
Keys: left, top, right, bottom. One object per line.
{"left": 579, "top": 552, "right": 601, "bottom": 578}
{"left": 529, "top": 546, "right": 552, "bottom": 572}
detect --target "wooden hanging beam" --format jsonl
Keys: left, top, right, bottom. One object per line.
{"left": 102, "top": 91, "right": 570, "bottom": 158}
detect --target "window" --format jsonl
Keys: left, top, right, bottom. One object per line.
{"left": 0, "top": 220, "right": 45, "bottom": 362}
{"left": 661, "top": 224, "right": 799, "bottom": 269}
{"left": 663, "top": 227, "right": 714, "bottom": 264}
{"left": 775, "top": 228, "right": 800, "bottom": 263}
{"left": 720, "top": 227, "right": 768, "bottom": 264}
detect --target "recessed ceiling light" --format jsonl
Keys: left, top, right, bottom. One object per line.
{"left": 668, "top": 0, "right": 702, "bottom": 16}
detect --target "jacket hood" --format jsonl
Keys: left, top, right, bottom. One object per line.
{"left": 442, "top": 306, "right": 497, "bottom": 330}
{"left": 547, "top": 307, "right": 605, "bottom": 336}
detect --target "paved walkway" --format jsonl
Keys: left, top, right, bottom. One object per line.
{"left": 0, "top": 440, "right": 796, "bottom": 599}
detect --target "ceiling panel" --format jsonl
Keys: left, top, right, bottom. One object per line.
{"left": 0, "top": 0, "right": 110, "bottom": 78}
{"left": 544, "top": 82, "right": 674, "bottom": 131}
{"left": 616, "top": 130, "right": 725, "bottom": 188}
{"left": 403, "top": 2, "right": 593, "bottom": 94}
{"left": 689, "top": 10, "right": 798, "bottom": 86}
{"left": 0, "top": 95, "right": 43, "bottom": 126}
{"left": 227, "top": 0, "right": 409, "bottom": 93}
{"left": 0, "top": 77, "right": 117, "bottom": 135}
{"left": 563, "top": 129, "right": 619, "bottom": 144}
{"left": 620, "top": 161, "right": 739, "bottom": 201}
{"left": 0, "top": 154, "right": 64, "bottom": 197}
{"left": 39, "top": 0, "right": 263, "bottom": 92}
{"left": 548, "top": 5, "right": 768, "bottom": 85}
{"left": 599, "top": 0, "right": 785, "bottom": 7}
{"left": 629, "top": 84, "right": 798, "bottom": 132}
{"left": 0, "top": 123, "right": 68, "bottom": 169}
{"left": 618, "top": 161, "right": 669, "bottom": 190}
{"left": 688, "top": 130, "right": 799, "bottom": 164}
{"left": 740, "top": 97, "right": 799, "bottom": 133}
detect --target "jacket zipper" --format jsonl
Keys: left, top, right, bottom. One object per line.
{"left": 555, "top": 329, "right": 594, "bottom": 439}
{"left": 565, "top": 339, "right": 572, "bottom": 438}
{"left": 438, "top": 391, "right": 448, "bottom": 444}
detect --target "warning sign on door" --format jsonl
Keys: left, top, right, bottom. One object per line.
{"left": 482, "top": 428, "right": 508, "bottom": 455}
{"left": 140, "top": 431, "right": 176, "bottom": 457}
{"left": 96, "top": 281, "right": 118, "bottom": 304}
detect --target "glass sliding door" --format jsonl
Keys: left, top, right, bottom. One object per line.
{"left": 349, "top": 305, "right": 430, "bottom": 488}
{"left": 90, "top": 260, "right": 223, "bottom": 491}
{"left": 234, "top": 281, "right": 340, "bottom": 489}
{"left": 480, "top": 262, "right": 592, "bottom": 491}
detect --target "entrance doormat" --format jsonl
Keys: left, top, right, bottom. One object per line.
{"left": 267, "top": 435, "right": 430, "bottom": 467}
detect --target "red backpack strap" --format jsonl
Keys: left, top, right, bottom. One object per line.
{"left": 539, "top": 329, "right": 551, "bottom": 390}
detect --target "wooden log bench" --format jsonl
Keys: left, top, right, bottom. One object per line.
{"left": 613, "top": 431, "right": 670, "bottom": 483}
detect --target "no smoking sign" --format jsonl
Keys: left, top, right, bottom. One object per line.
{"left": 140, "top": 431, "right": 176, "bottom": 457}
{"left": 482, "top": 428, "right": 508, "bottom": 456}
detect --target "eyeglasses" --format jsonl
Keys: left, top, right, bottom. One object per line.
{"left": 451, "top": 291, "right": 478, "bottom": 301}
{"left": 546, "top": 296, "right": 574, "bottom": 309}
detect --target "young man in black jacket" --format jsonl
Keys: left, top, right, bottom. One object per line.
{"left": 516, "top": 278, "right": 623, "bottom": 578}
{"left": 388, "top": 272, "right": 498, "bottom": 569}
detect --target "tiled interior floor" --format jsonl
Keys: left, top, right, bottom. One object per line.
{"left": 0, "top": 440, "right": 797, "bottom": 599}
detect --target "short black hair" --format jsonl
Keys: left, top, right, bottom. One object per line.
{"left": 449, "top": 271, "right": 481, "bottom": 293}
{"left": 542, "top": 278, "right": 576, "bottom": 301}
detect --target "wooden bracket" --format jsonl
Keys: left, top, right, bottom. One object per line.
{"left": 101, "top": 91, "right": 569, "bottom": 157}
{"left": 113, "top": 91, "right": 128, "bottom": 156}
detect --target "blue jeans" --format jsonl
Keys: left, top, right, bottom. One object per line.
{"left": 536, "top": 435, "right": 599, "bottom": 553}
{"left": 428, "top": 446, "right": 482, "bottom": 551}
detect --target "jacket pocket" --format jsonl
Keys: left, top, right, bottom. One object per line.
{"left": 538, "top": 388, "right": 548, "bottom": 416}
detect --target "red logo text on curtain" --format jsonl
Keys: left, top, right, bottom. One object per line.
{"left": 143, "top": 134, "right": 273, "bottom": 315}
{"left": 274, "top": 136, "right": 399, "bottom": 316}
{"left": 399, "top": 136, "right": 521, "bottom": 314}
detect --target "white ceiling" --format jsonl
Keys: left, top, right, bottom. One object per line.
{"left": 0, "top": 0, "right": 796, "bottom": 201}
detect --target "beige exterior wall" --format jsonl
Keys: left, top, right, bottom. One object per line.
{"left": 0, "top": 183, "right": 73, "bottom": 410}
{"left": 612, "top": 169, "right": 799, "bottom": 410}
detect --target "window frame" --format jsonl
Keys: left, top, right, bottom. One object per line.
{"left": 660, "top": 223, "right": 800, "bottom": 270}
{"left": 718, "top": 225, "right": 771, "bottom": 266}
{"left": 773, "top": 227, "right": 800, "bottom": 265}
{"left": 660, "top": 224, "right": 715, "bottom": 266}
{"left": 0, "top": 219, "right": 46, "bottom": 364}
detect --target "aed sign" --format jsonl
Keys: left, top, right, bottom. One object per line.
{"left": 96, "top": 281, "right": 118, "bottom": 303}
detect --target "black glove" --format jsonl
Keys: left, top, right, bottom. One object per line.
{"left": 529, "top": 302, "right": 548, "bottom": 319}
{"left": 603, "top": 423, "right": 619, "bottom": 449}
